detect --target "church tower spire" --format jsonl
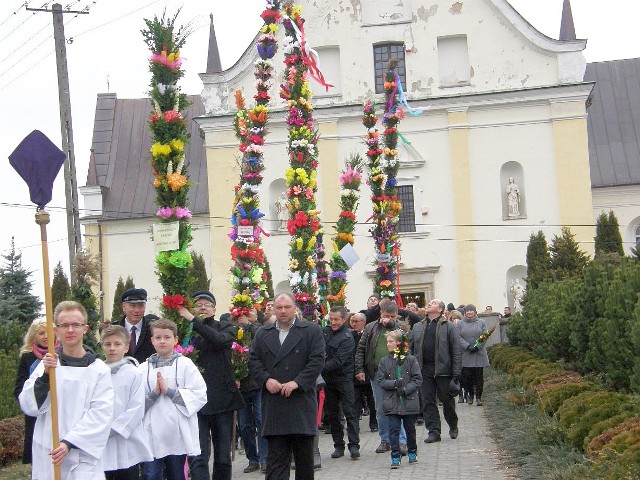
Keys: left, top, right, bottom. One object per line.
{"left": 206, "top": 14, "right": 222, "bottom": 74}
{"left": 559, "top": 0, "right": 576, "bottom": 41}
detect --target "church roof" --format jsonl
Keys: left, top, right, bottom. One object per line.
{"left": 586, "top": 58, "right": 640, "bottom": 187}
{"left": 85, "top": 93, "right": 208, "bottom": 219}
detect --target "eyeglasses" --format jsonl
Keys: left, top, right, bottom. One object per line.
{"left": 56, "top": 323, "right": 86, "bottom": 330}
{"left": 196, "top": 303, "right": 215, "bottom": 309}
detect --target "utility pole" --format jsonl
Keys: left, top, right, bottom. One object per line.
{"left": 27, "top": 3, "right": 88, "bottom": 283}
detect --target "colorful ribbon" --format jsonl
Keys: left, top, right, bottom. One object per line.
{"left": 283, "top": 13, "right": 334, "bottom": 92}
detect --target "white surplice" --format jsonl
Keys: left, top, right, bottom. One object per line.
{"left": 139, "top": 354, "right": 207, "bottom": 459}
{"left": 19, "top": 358, "right": 114, "bottom": 480}
{"left": 102, "top": 359, "right": 153, "bottom": 471}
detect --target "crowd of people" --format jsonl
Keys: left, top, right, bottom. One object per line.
{"left": 13, "top": 289, "right": 495, "bottom": 479}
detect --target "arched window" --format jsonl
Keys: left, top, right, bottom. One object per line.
{"left": 635, "top": 225, "right": 640, "bottom": 248}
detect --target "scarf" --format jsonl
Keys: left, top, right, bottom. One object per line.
{"left": 32, "top": 344, "right": 47, "bottom": 360}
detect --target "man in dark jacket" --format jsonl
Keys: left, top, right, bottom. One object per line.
{"left": 114, "top": 288, "right": 158, "bottom": 363}
{"left": 323, "top": 306, "right": 360, "bottom": 460}
{"left": 355, "top": 299, "right": 407, "bottom": 453}
{"left": 410, "top": 299, "right": 462, "bottom": 443}
{"left": 178, "top": 290, "right": 244, "bottom": 480}
{"left": 350, "top": 313, "right": 377, "bottom": 432}
{"left": 249, "top": 293, "right": 325, "bottom": 480}
{"left": 234, "top": 310, "right": 267, "bottom": 473}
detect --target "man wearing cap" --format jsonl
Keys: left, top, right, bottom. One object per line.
{"left": 177, "top": 290, "right": 244, "bottom": 480}
{"left": 115, "top": 288, "right": 158, "bottom": 363}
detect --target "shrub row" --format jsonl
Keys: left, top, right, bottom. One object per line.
{"left": 489, "top": 344, "right": 640, "bottom": 476}
{"left": 507, "top": 255, "right": 640, "bottom": 393}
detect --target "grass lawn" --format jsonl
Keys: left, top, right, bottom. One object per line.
{"left": 0, "top": 462, "right": 30, "bottom": 480}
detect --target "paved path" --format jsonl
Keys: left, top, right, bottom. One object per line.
{"left": 230, "top": 402, "right": 513, "bottom": 479}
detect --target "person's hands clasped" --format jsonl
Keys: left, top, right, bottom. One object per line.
{"left": 50, "top": 442, "right": 69, "bottom": 465}
{"left": 280, "top": 381, "right": 298, "bottom": 397}
{"left": 265, "top": 378, "right": 282, "bottom": 394}
{"left": 156, "top": 372, "right": 169, "bottom": 395}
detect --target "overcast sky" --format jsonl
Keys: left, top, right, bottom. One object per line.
{"left": 0, "top": 0, "right": 638, "bottom": 302}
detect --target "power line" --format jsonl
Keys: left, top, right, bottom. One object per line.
{"left": 0, "top": 0, "right": 98, "bottom": 80}
{"left": 0, "top": 1, "right": 32, "bottom": 27}
{"left": 69, "top": 0, "right": 161, "bottom": 40}
{"left": 0, "top": 200, "right": 621, "bottom": 229}
{"left": 0, "top": 20, "right": 50, "bottom": 65}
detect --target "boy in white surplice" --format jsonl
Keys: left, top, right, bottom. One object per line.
{"left": 101, "top": 325, "right": 153, "bottom": 480}
{"left": 139, "top": 319, "right": 207, "bottom": 480}
{"left": 19, "top": 301, "right": 114, "bottom": 480}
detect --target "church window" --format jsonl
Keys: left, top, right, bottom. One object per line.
{"left": 437, "top": 36, "right": 471, "bottom": 87}
{"left": 397, "top": 185, "right": 416, "bottom": 233}
{"left": 374, "top": 43, "right": 406, "bottom": 94}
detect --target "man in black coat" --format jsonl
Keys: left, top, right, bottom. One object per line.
{"left": 249, "top": 293, "right": 325, "bottom": 480}
{"left": 114, "top": 288, "right": 158, "bottom": 363}
{"left": 178, "top": 290, "right": 244, "bottom": 480}
{"left": 350, "top": 313, "right": 377, "bottom": 432}
{"left": 323, "top": 306, "right": 360, "bottom": 460}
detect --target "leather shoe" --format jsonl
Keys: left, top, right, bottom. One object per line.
{"left": 375, "top": 442, "right": 391, "bottom": 453}
{"left": 450, "top": 427, "right": 459, "bottom": 439}
{"left": 331, "top": 448, "right": 345, "bottom": 458}
{"left": 424, "top": 433, "right": 441, "bottom": 443}
{"left": 243, "top": 463, "right": 260, "bottom": 473}
{"left": 349, "top": 446, "right": 360, "bottom": 459}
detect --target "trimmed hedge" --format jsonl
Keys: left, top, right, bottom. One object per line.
{"left": 489, "top": 343, "right": 640, "bottom": 478}
{"left": 537, "top": 381, "right": 600, "bottom": 416}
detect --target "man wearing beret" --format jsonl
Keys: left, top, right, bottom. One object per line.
{"left": 114, "top": 288, "right": 158, "bottom": 363}
{"left": 178, "top": 290, "right": 244, "bottom": 480}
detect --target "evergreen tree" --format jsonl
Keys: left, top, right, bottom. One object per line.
{"left": 525, "top": 230, "right": 551, "bottom": 290}
{"left": 262, "top": 257, "right": 275, "bottom": 300}
{"left": 594, "top": 210, "right": 624, "bottom": 256}
{"left": 0, "top": 237, "right": 42, "bottom": 323}
{"left": 69, "top": 250, "right": 101, "bottom": 351}
{"left": 51, "top": 261, "right": 71, "bottom": 308}
{"left": 550, "top": 227, "right": 590, "bottom": 281}
{"left": 123, "top": 276, "right": 135, "bottom": 291}
{"left": 189, "top": 251, "right": 210, "bottom": 293}
{"left": 111, "top": 276, "right": 126, "bottom": 321}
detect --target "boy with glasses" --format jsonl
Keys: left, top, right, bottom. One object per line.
{"left": 19, "top": 301, "right": 114, "bottom": 480}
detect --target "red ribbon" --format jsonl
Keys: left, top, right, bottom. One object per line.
{"left": 296, "top": 17, "right": 334, "bottom": 92}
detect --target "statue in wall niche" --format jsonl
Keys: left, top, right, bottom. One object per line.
{"left": 506, "top": 177, "right": 521, "bottom": 218}
{"left": 275, "top": 192, "right": 288, "bottom": 231}
{"left": 510, "top": 279, "right": 526, "bottom": 314}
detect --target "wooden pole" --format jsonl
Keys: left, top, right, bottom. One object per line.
{"left": 36, "top": 209, "right": 61, "bottom": 480}
{"left": 231, "top": 410, "right": 237, "bottom": 461}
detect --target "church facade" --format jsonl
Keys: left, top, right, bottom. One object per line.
{"left": 196, "top": 0, "right": 593, "bottom": 311}
{"left": 82, "top": 0, "right": 599, "bottom": 317}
